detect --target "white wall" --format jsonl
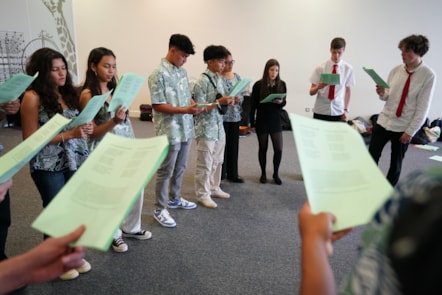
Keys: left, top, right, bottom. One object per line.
{"left": 72, "top": 0, "right": 442, "bottom": 120}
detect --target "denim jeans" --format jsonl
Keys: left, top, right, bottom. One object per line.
{"left": 31, "top": 169, "right": 76, "bottom": 208}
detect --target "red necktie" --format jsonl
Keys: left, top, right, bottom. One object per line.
{"left": 328, "top": 64, "right": 337, "bottom": 100}
{"left": 396, "top": 69, "right": 413, "bottom": 117}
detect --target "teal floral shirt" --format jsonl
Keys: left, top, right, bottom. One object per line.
{"left": 88, "top": 101, "right": 135, "bottom": 151}
{"left": 30, "top": 107, "right": 89, "bottom": 172}
{"left": 193, "top": 69, "right": 225, "bottom": 141}
{"left": 222, "top": 73, "right": 243, "bottom": 123}
{"left": 148, "top": 58, "right": 195, "bottom": 145}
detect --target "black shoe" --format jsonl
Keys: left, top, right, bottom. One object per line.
{"left": 260, "top": 175, "right": 267, "bottom": 184}
{"left": 228, "top": 177, "right": 244, "bottom": 183}
{"left": 273, "top": 174, "right": 282, "bottom": 185}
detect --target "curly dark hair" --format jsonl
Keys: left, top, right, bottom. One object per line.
{"left": 25, "top": 47, "right": 78, "bottom": 117}
{"left": 398, "top": 34, "right": 430, "bottom": 57}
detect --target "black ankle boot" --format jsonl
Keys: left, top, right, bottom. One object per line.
{"left": 260, "top": 174, "right": 267, "bottom": 184}
{"left": 273, "top": 174, "right": 282, "bottom": 185}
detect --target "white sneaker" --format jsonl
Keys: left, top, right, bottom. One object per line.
{"left": 199, "top": 197, "right": 218, "bottom": 208}
{"left": 59, "top": 269, "right": 79, "bottom": 280}
{"left": 77, "top": 259, "right": 91, "bottom": 273}
{"left": 112, "top": 237, "right": 128, "bottom": 253}
{"left": 153, "top": 209, "right": 176, "bottom": 227}
{"left": 122, "top": 229, "right": 152, "bottom": 240}
{"left": 211, "top": 188, "right": 230, "bottom": 199}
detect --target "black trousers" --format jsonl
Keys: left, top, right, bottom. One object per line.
{"left": 0, "top": 191, "right": 11, "bottom": 260}
{"left": 368, "top": 124, "right": 409, "bottom": 186}
{"left": 222, "top": 121, "right": 240, "bottom": 179}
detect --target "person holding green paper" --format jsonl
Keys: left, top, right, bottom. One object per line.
{"left": 20, "top": 48, "right": 92, "bottom": 281}
{"left": 368, "top": 34, "right": 436, "bottom": 186}
{"left": 80, "top": 47, "right": 152, "bottom": 252}
{"left": 309, "top": 37, "right": 355, "bottom": 122}
{"left": 0, "top": 99, "right": 20, "bottom": 263}
{"left": 221, "top": 49, "right": 245, "bottom": 183}
{"left": 298, "top": 167, "right": 442, "bottom": 294}
{"left": 193, "top": 45, "right": 233, "bottom": 208}
{"left": 250, "top": 58, "right": 286, "bottom": 185}
{"left": 148, "top": 34, "right": 202, "bottom": 227}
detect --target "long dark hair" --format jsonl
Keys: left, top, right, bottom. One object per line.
{"left": 25, "top": 47, "right": 78, "bottom": 117}
{"left": 259, "top": 59, "right": 284, "bottom": 100}
{"left": 82, "top": 47, "right": 117, "bottom": 96}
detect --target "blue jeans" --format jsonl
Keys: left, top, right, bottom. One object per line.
{"left": 31, "top": 169, "right": 76, "bottom": 208}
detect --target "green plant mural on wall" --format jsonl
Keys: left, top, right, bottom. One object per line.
{"left": 41, "top": 0, "right": 78, "bottom": 80}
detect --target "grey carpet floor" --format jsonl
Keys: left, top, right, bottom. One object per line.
{"left": 1, "top": 118, "right": 441, "bottom": 295}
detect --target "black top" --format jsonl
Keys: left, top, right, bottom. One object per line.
{"left": 250, "top": 80, "right": 287, "bottom": 134}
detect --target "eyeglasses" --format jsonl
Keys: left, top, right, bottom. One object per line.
{"left": 225, "top": 60, "right": 235, "bottom": 66}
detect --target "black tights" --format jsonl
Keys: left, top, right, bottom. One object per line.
{"left": 257, "top": 131, "right": 283, "bottom": 177}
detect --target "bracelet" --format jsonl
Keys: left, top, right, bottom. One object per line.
{"left": 61, "top": 132, "right": 65, "bottom": 143}
{"left": 344, "top": 108, "right": 349, "bottom": 112}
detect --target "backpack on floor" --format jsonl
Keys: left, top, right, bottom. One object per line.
{"left": 140, "top": 104, "right": 153, "bottom": 121}
{"left": 280, "top": 109, "right": 291, "bottom": 130}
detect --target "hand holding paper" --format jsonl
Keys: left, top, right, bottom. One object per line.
{"left": 289, "top": 113, "right": 393, "bottom": 231}
{"left": 320, "top": 73, "right": 340, "bottom": 85}
{"left": 363, "top": 67, "right": 390, "bottom": 88}
{"left": 108, "top": 73, "right": 146, "bottom": 112}
{"left": 68, "top": 90, "right": 112, "bottom": 128}
{"left": 260, "top": 93, "right": 286, "bottom": 103}
{"left": 32, "top": 134, "right": 169, "bottom": 251}
{"left": 228, "top": 78, "right": 252, "bottom": 96}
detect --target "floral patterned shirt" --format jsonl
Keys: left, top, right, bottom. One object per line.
{"left": 339, "top": 167, "right": 442, "bottom": 294}
{"left": 148, "top": 58, "right": 195, "bottom": 145}
{"left": 222, "top": 73, "right": 243, "bottom": 123}
{"left": 193, "top": 69, "right": 225, "bottom": 141}
{"left": 30, "top": 107, "right": 89, "bottom": 172}
{"left": 88, "top": 101, "right": 135, "bottom": 151}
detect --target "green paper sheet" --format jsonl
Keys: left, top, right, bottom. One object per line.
{"left": 108, "top": 73, "right": 146, "bottom": 112}
{"left": 363, "top": 67, "right": 390, "bottom": 88}
{"left": 0, "top": 114, "right": 70, "bottom": 183}
{"left": 289, "top": 113, "right": 393, "bottom": 231}
{"left": 413, "top": 144, "right": 439, "bottom": 151}
{"left": 31, "top": 133, "right": 169, "bottom": 251}
{"left": 260, "top": 93, "right": 286, "bottom": 103}
{"left": 228, "top": 78, "right": 252, "bottom": 96}
{"left": 320, "top": 73, "right": 340, "bottom": 85}
{"left": 0, "top": 72, "right": 38, "bottom": 104}
{"left": 429, "top": 155, "right": 442, "bottom": 162}
{"left": 68, "top": 90, "right": 112, "bottom": 128}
